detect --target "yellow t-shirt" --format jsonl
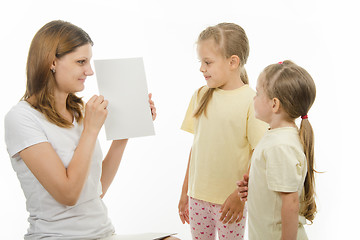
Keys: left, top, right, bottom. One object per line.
{"left": 181, "top": 85, "right": 268, "bottom": 204}
{"left": 248, "top": 127, "right": 308, "bottom": 240}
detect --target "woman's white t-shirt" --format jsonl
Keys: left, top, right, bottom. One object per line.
{"left": 4, "top": 101, "right": 114, "bottom": 239}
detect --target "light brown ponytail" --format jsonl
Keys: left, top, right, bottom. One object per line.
{"left": 262, "top": 60, "right": 317, "bottom": 222}
{"left": 299, "top": 118, "right": 317, "bottom": 222}
{"left": 241, "top": 67, "right": 249, "bottom": 85}
{"left": 193, "top": 87, "right": 215, "bottom": 118}
{"left": 194, "top": 23, "right": 249, "bottom": 118}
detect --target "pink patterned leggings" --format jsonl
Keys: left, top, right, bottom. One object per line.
{"left": 189, "top": 197, "right": 246, "bottom": 240}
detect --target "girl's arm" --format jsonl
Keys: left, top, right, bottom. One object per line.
{"left": 100, "top": 139, "right": 128, "bottom": 198}
{"left": 178, "top": 149, "right": 191, "bottom": 224}
{"left": 19, "top": 95, "right": 108, "bottom": 206}
{"left": 237, "top": 173, "right": 249, "bottom": 201}
{"left": 237, "top": 150, "right": 253, "bottom": 201}
{"left": 219, "top": 189, "right": 245, "bottom": 224}
{"left": 280, "top": 191, "right": 299, "bottom": 240}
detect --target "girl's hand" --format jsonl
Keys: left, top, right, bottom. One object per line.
{"left": 178, "top": 193, "right": 189, "bottom": 224}
{"left": 220, "top": 190, "right": 245, "bottom": 224}
{"left": 236, "top": 173, "right": 249, "bottom": 201}
{"left": 148, "top": 93, "right": 157, "bottom": 121}
{"left": 84, "top": 95, "right": 108, "bottom": 135}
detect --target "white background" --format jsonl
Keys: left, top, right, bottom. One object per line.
{"left": 0, "top": 0, "right": 359, "bottom": 239}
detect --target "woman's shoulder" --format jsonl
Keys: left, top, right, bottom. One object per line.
{"left": 5, "top": 101, "right": 43, "bottom": 125}
{"left": 6, "top": 100, "right": 28, "bottom": 116}
{"left": 7, "top": 100, "right": 35, "bottom": 114}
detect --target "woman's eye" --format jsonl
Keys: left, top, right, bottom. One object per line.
{"left": 78, "top": 60, "right": 86, "bottom": 64}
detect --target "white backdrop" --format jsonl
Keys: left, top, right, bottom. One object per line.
{"left": 0, "top": 0, "right": 359, "bottom": 239}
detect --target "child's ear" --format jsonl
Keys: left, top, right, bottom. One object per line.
{"left": 272, "top": 98, "right": 281, "bottom": 113}
{"left": 229, "top": 55, "right": 240, "bottom": 69}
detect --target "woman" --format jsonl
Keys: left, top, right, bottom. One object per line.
{"left": 4, "top": 20, "right": 177, "bottom": 240}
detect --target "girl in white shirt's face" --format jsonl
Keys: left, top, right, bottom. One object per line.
{"left": 253, "top": 72, "right": 274, "bottom": 125}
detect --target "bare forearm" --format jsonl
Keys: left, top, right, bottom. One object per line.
{"left": 19, "top": 95, "right": 109, "bottom": 206}
{"left": 181, "top": 149, "right": 191, "bottom": 195}
{"left": 20, "top": 130, "right": 98, "bottom": 206}
{"left": 65, "top": 130, "right": 99, "bottom": 203}
{"left": 101, "top": 139, "right": 128, "bottom": 197}
{"left": 281, "top": 192, "right": 299, "bottom": 240}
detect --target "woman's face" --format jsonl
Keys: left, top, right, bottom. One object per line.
{"left": 52, "top": 43, "right": 93, "bottom": 95}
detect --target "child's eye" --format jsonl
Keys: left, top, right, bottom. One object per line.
{"left": 77, "top": 60, "right": 86, "bottom": 64}
{"left": 205, "top": 61, "right": 211, "bottom": 65}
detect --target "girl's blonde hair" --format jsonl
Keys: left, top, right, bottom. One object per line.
{"left": 194, "top": 23, "right": 249, "bottom": 118}
{"left": 262, "top": 60, "right": 317, "bottom": 222}
{"left": 23, "top": 20, "right": 93, "bottom": 128}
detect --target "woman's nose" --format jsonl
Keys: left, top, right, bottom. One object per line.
{"left": 85, "top": 65, "right": 94, "bottom": 76}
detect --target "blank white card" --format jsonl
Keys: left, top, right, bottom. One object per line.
{"left": 94, "top": 58, "right": 155, "bottom": 140}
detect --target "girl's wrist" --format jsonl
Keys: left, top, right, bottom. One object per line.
{"left": 181, "top": 189, "right": 188, "bottom": 196}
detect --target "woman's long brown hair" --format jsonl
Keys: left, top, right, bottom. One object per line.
{"left": 23, "top": 20, "right": 93, "bottom": 128}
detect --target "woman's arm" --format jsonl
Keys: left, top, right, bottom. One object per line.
{"left": 280, "top": 191, "right": 299, "bottom": 240}
{"left": 19, "top": 95, "right": 108, "bottom": 206}
{"left": 100, "top": 139, "right": 128, "bottom": 198}
{"left": 100, "top": 93, "right": 156, "bottom": 197}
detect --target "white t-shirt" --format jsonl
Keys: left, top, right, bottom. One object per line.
{"left": 4, "top": 101, "right": 114, "bottom": 240}
{"left": 248, "top": 127, "right": 308, "bottom": 240}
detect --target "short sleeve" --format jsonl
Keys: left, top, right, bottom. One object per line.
{"left": 180, "top": 90, "right": 198, "bottom": 134}
{"left": 4, "top": 107, "right": 48, "bottom": 158}
{"left": 246, "top": 100, "right": 268, "bottom": 149}
{"left": 265, "top": 145, "right": 305, "bottom": 192}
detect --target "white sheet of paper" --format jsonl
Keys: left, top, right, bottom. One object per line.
{"left": 115, "top": 233, "right": 177, "bottom": 240}
{"left": 94, "top": 58, "right": 155, "bottom": 140}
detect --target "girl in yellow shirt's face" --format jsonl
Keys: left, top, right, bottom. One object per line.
{"left": 197, "top": 39, "right": 245, "bottom": 91}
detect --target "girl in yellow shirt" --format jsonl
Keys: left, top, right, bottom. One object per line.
{"left": 178, "top": 23, "right": 268, "bottom": 240}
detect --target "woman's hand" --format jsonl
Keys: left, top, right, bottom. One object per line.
{"left": 219, "top": 189, "right": 245, "bottom": 224}
{"left": 83, "top": 95, "right": 108, "bottom": 135}
{"left": 237, "top": 173, "right": 249, "bottom": 202}
{"left": 100, "top": 139, "right": 128, "bottom": 198}
{"left": 148, "top": 93, "right": 157, "bottom": 121}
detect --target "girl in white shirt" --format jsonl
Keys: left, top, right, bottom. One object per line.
{"left": 238, "top": 60, "right": 317, "bottom": 239}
